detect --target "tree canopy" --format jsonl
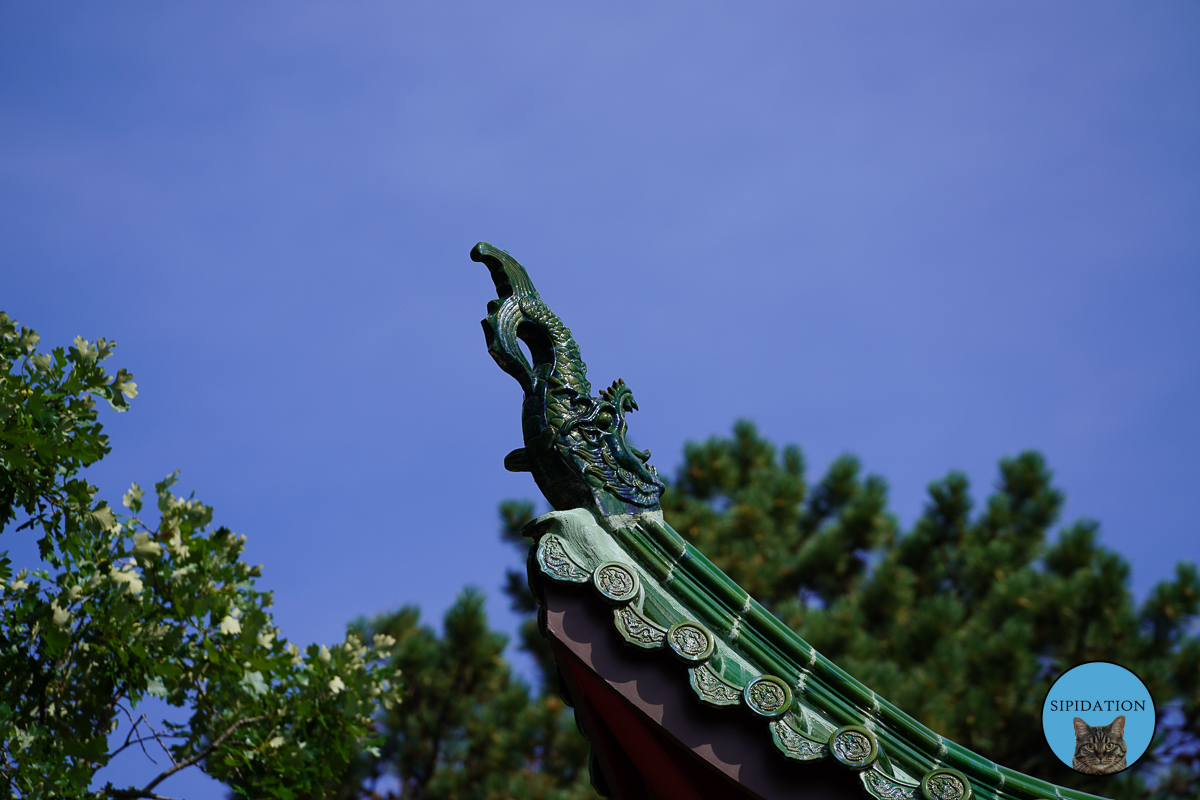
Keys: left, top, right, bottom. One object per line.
{"left": 0, "top": 313, "right": 398, "bottom": 799}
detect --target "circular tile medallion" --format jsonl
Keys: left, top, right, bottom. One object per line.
{"left": 743, "top": 675, "right": 792, "bottom": 719}
{"left": 921, "top": 768, "right": 972, "bottom": 800}
{"left": 666, "top": 621, "right": 715, "bottom": 663}
{"left": 829, "top": 725, "right": 878, "bottom": 769}
{"left": 592, "top": 561, "right": 639, "bottom": 604}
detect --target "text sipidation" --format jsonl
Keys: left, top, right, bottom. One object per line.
{"left": 1049, "top": 700, "right": 1146, "bottom": 712}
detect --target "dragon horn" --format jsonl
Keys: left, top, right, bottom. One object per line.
{"left": 472, "top": 242, "right": 540, "bottom": 392}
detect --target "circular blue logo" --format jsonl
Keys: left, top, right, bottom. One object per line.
{"left": 1042, "top": 662, "right": 1154, "bottom": 775}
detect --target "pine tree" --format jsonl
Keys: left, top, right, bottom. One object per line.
{"left": 342, "top": 580, "right": 594, "bottom": 799}
{"left": 661, "top": 420, "right": 1199, "bottom": 799}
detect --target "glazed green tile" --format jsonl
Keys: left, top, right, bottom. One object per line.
{"left": 610, "top": 526, "right": 673, "bottom": 581}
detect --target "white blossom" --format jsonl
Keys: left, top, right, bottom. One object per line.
{"left": 257, "top": 631, "right": 275, "bottom": 649}
{"left": 328, "top": 676, "right": 345, "bottom": 694}
{"left": 51, "top": 603, "right": 71, "bottom": 627}
{"left": 344, "top": 637, "right": 368, "bottom": 659}
{"left": 268, "top": 735, "right": 285, "bottom": 748}
{"left": 319, "top": 645, "right": 331, "bottom": 662}
{"left": 219, "top": 615, "right": 242, "bottom": 635}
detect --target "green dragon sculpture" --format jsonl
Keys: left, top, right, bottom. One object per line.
{"left": 472, "top": 242, "right": 1104, "bottom": 800}
{"left": 473, "top": 241, "right": 665, "bottom": 517}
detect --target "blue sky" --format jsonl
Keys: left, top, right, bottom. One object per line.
{"left": 2, "top": 3, "right": 1198, "bottom": 795}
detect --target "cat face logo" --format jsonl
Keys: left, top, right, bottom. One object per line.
{"left": 1071, "top": 715, "right": 1127, "bottom": 775}
{"left": 1041, "top": 662, "right": 1153, "bottom": 776}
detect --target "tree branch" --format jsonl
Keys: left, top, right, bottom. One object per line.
{"left": 148, "top": 721, "right": 179, "bottom": 766}
{"left": 141, "top": 714, "right": 266, "bottom": 792}
{"left": 110, "top": 732, "right": 182, "bottom": 762}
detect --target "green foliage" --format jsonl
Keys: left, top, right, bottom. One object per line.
{"left": 665, "top": 419, "right": 894, "bottom": 607}
{"left": 341, "top": 585, "right": 593, "bottom": 800}
{"left": 661, "top": 420, "right": 1200, "bottom": 799}
{"left": 0, "top": 314, "right": 398, "bottom": 799}
{"left": 0, "top": 312, "right": 136, "bottom": 563}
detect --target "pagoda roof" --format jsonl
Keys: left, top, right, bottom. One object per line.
{"left": 471, "top": 242, "right": 1105, "bottom": 800}
{"left": 526, "top": 506, "right": 1103, "bottom": 800}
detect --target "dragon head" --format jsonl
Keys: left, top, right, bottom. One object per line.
{"left": 472, "top": 242, "right": 665, "bottom": 517}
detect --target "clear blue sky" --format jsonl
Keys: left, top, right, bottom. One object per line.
{"left": 2, "top": 3, "right": 1198, "bottom": 796}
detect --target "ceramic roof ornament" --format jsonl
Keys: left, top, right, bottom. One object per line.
{"left": 472, "top": 242, "right": 1103, "bottom": 800}
{"left": 474, "top": 241, "right": 665, "bottom": 517}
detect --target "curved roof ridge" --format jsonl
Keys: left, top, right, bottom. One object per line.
{"left": 527, "top": 506, "right": 1106, "bottom": 800}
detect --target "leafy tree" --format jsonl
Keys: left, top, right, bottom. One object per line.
{"left": 661, "top": 420, "right": 1199, "bottom": 799}
{"left": 0, "top": 313, "right": 399, "bottom": 799}
{"left": 0, "top": 317, "right": 135, "bottom": 559}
